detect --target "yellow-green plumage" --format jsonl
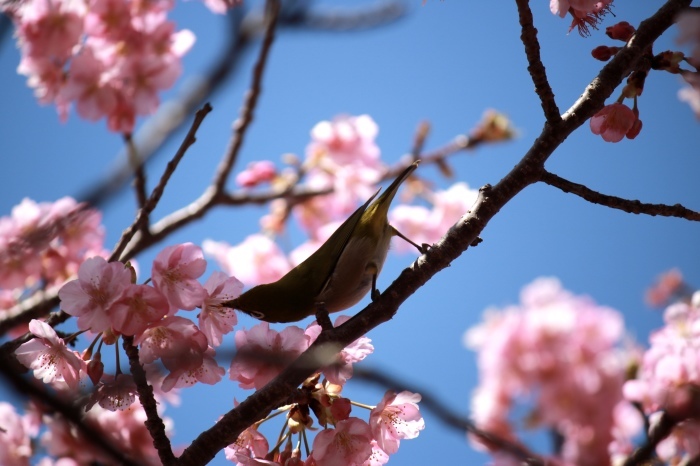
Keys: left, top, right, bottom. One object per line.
{"left": 227, "top": 161, "right": 420, "bottom": 323}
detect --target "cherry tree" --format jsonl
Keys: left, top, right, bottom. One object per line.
{"left": 0, "top": 0, "right": 699, "bottom": 465}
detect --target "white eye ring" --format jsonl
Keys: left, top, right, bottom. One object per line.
{"left": 250, "top": 311, "right": 265, "bottom": 320}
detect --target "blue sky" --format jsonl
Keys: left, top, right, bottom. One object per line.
{"left": 1, "top": 1, "right": 699, "bottom": 464}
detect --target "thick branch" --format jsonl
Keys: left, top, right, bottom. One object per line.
{"left": 541, "top": 171, "right": 700, "bottom": 220}
{"left": 515, "top": 0, "right": 561, "bottom": 123}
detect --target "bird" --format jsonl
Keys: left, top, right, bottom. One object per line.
{"left": 224, "top": 160, "right": 425, "bottom": 323}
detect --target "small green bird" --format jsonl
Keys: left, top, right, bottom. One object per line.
{"left": 225, "top": 161, "right": 425, "bottom": 323}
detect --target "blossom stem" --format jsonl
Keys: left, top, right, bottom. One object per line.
{"left": 114, "top": 337, "right": 122, "bottom": 376}
{"left": 301, "top": 428, "right": 311, "bottom": 456}
{"left": 63, "top": 329, "right": 87, "bottom": 345}
{"left": 350, "top": 400, "right": 375, "bottom": 410}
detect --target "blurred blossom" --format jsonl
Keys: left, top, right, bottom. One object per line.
{"left": 465, "top": 277, "right": 640, "bottom": 466}
{"left": 623, "top": 294, "right": 700, "bottom": 463}
{"left": 203, "top": 236, "right": 290, "bottom": 287}
{"left": 390, "top": 182, "right": 478, "bottom": 252}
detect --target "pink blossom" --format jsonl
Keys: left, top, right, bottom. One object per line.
{"left": 15, "top": 319, "right": 84, "bottom": 390}
{"left": 224, "top": 424, "right": 270, "bottom": 462}
{"left": 0, "top": 197, "right": 106, "bottom": 290}
{"left": 58, "top": 256, "right": 132, "bottom": 332}
{"left": 42, "top": 400, "right": 171, "bottom": 465}
{"left": 110, "top": 284, "right": 169, "bottom": 336}
{"left": 679, "top": 71, "right": 700, "bottom": 119}
{"left": 306, "top": 315, "right": 374, "bottom": 385}
{"left": 550, "top": 0, "right": 614, "bottom": 36}
{"left": 201, "top": 0, "right": 243, "bottom": 15}
{"left": 364, "top": 440, "right": 390, "bottom": 466}
{"left": 199, "top": 271, "right": 242, "bottom": 347}
{"left": 236, "top": 160, "right": 277, "bottom": 188}
{"left": 230, "top": 323, "right": 309, "bottom": 390}
{"left": 151, "top": 243, "right": 207, "bottom": 311}
{"left": 623, "top": 298, "right": 700, "bottom": 462}
{"left": 0, "top": 402, "right": 33, "bottom": 466}
{"left": 135, "top": 316, "right": 209, "bottom": 386}
{"left": 310, "top": 418, "right": 373, "bottom": 466}
{"left": 677, "top": 10, "right": 700, "bottom": 63}
{"left": 203, "top": 236, "right": 291, "bottom": 287}
{"left": 389, "top": 182, "right": 477, "bottom": 253}
{"left": 161, "top": 346, "right": 225, "bottom": 391}
{"left": 307, "top": 115, "right": 380, "bottom": 167}
{"left": 15, "top": 0, "right": 84, "bottom": 61}
{"left": 369, "top": 390, "right": 424, "bottom": 455}
{"left": 85, "top": 373, "right": 138, "bottom": 411}
{"left": 590, "top": 102, "right": 638, "bottom": 143}
{"left": 60, "top": 47, "right": 118, "bottom": 121}
{"left": 465, "top": 277, "right": 637, "bottom": 466}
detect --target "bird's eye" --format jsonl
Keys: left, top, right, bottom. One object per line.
{"left": 250, "top": 311, "right": 265, "bottom": 320}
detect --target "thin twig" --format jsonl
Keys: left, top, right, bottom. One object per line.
{"left": 353, "top": 367, "right": 546, "bottom": 466}
{"left": 122, "top": 336, "right": 176, "bottom": 466}
{"left": 125, "top": 133, "right": 149, "bottom": 212}
{"left": 212, "top": 0, "right": 280, "bottom": 193}
{"left": 515, "top": 0, "right": 561, "bottom": 123}
{"left": 541, "top": 171, "right": 700, "bottom": 221}
{"left": 110, "top": 103, "right": 213, "bottom": 262}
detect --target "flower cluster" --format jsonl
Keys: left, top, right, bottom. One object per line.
{"left": 0, "top": 398, "right": 174, "bottom": 466}
{"left": 549, "top": 0, "right": 614, "bottom": 36}
{"left": 0, "top": 197, "right": 106, "bottom": 315}
{"left": 223, "top": 314, "right": 423, "bottom": 465}
{"left": 1, "top": 0, "right": 201, "bottom": 133}
{"left": 623, "top": 290, "right": 700, "bottom": 464}
{"left": 15, "top": 244, "right": 238, "bottom": 404}
{"left": 465, "top": 278, "right": 641, "bottom": 466}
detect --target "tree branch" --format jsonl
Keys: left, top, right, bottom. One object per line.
{"left": 541, "top": 171, "right": 700, "bottom": 220}
{"left": 122, "top": 336, "right": 176, "bottom": 466}
{"left": 515, "top": 0, "right": 561, "bottom": 123}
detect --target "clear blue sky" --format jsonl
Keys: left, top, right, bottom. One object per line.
{"left": 1, "top": 1, "right": 699, "bottom": 464}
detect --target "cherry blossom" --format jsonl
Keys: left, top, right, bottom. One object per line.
{"left": 151, "top": 242, "right": 207, "bottom": 311}
{"left": 306, "top": 315, "right": 374, "bottom": 385}
{"left": 224, "top": 424, "right": 270, "bottom": 462}
{"left": 230, "top": 323, "right": 309, "bottom": 390}
{"left": 0, "top": 197, "right": 106, "bottom": 290}
{"left": 110, "top": 284, "right": 170, "bottom": 336}
{"left": 203, "top": 235, "right": 291, "bottom": 287}
{"left": 199, "top": 271, "right": 242, "bottom": 346}
{"left": 465, "top": 277, "right": 639, "bottom": 466}
{"left": 589, "top": 102, "right": 638, "bottom": 143}
{"left": 161, "top": 346, "right": 224, "bottom": 391}
{"left": 623, "top": 296, "right": 700, "bottom": 463}
{"left": 58, "top": 256, "right": 132, "bottom": 332}
{"left": 135, "top": 316, "right": 209, "bottom": 388}
{"left": 310, "top": 418, "right": 373, "bottom": 466}
{"left": 369, "top": 390, "right": 425, "bottom": 455}
{"left": 0, "top": 402, "right": 33, "bottom": 466}
{"left": 236, "top": 160, "right": 278, "bottom": 188}
{"left": 389, "top": 182, "right": 477, "bottom": 253}
{"left": 85, "top": 373, "right": 139, "bottom": 412}
{"left": 15, "top": 319, "right": 84, "bottom": 390}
